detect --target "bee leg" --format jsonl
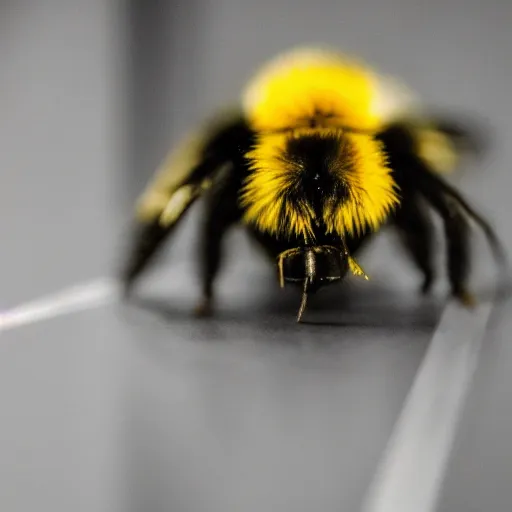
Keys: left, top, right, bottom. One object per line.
{"left": 194, "top": 183, "right": 241, "bottom": 318}
{"left": 435, "top": 196, "right": 476, "bottom": 307}
{"left": 416, "top": 179, "right": 476, "bottom": 307}
{"left": 394, "top": 196, "right": 435, "bottom": 295}
{"left": 414, "top": 156, "right": 508, "bottom": 306}
{"left": 120, "top": 219, "right": 181, "bottom": 296}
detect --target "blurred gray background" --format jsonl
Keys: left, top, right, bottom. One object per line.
{"left": 1, "top": 0, "right": 512, "bottom": 511}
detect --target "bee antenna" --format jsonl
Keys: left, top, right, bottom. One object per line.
{"left": 278, "top": 254, "right": 285, "bottom": 288}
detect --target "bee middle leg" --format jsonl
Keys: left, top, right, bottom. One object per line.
{"left": 429, "top": 194, "right": 475, "bottom": 306}
{"left": 393, "top": 195, "right": 436, "bottom": 295}
{"left": 194, "top": 180, "right": 241, "bottom": 317}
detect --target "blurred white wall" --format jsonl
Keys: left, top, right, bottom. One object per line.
{"left": 0, "top": 0, "right": 127, "bottom": 307}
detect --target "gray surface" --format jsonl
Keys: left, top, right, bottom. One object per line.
{"left": 2, "top": 1, "right": 512, "bottom": 512}
{"left": 0, "top": 307, "right": 124, "bottom": 512}
{"left": 121, "top": 282, "right": 433, "bottom": 512}
{"left": 438, "top": 302, "right": 512, "bottom": 512}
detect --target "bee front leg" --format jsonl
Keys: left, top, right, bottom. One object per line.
{"left": 120, "top": 216, "right": 187, "bottom": 296}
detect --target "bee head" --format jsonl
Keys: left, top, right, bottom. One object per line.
{"left": 277, "top": 244, "right": 363, "bottom": 322}
{"left": 277, "top": 245, "right": 348, "bottom": 291}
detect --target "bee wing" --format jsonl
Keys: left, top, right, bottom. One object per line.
{"left": 371, "top": 71, "right": 491, "bottom": 175}
{"left": 121, "top": 105, "right": 248, "bottom": 291}
{"left": 388, "top": 113, "right": 492, "bottom": 176}
{"left": 420, "top": 113, "right": 492, "bottom": 166}
{"left": 370, "top": 70, "right": 422, "bottom": 125}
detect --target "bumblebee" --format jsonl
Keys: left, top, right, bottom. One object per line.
{"left": 120, "top": 45, "right": 505, "bottom": 322}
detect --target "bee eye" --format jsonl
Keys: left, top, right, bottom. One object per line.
{"left": 313, "top": 248, "right": 349, "bottom": 282}
{"left": 280, "top": 249, "right": 307, "bottom": 282}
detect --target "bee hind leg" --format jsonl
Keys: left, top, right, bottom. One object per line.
{"left": 413, "top": 163, "right": 478, "bottom": 307}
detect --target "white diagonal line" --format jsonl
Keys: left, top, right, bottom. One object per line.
{"left": 0, "top": 278, "right": 120, "bottom": 333}
{"left": 361, "top": 295, "right": 495, "bottom": 512}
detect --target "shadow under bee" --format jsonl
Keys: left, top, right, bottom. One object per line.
{"left": 123, "top": 279, "right": 445, "bottom": 333}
